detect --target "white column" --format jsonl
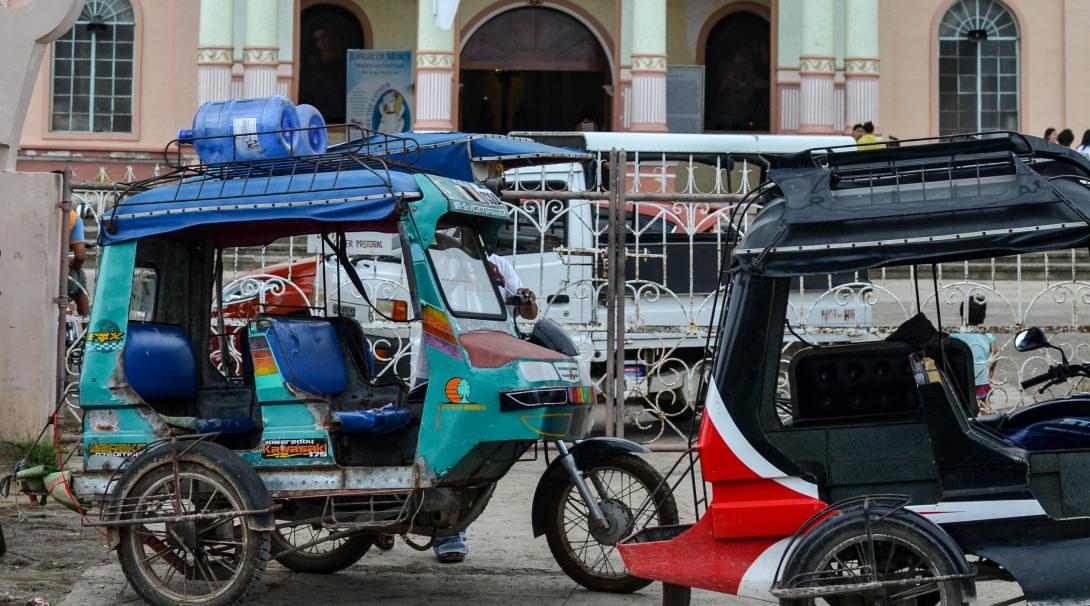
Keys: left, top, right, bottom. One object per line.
{"left": 414, "top": 0, "right": 455, "bottom": 131}
{"left": 197, "top": 0, "right": 234, "bottom": 103}
{"left": 628, "top": 0, "right": 667, "bottom": 132}
{"left": 798, "top": 0, "right": 836, "bottom": 134}
{"left": 242, "top": 0, "right": 279, "bottom": 99}
{"left": 844, "top": 0, "right": 880, "bottom": 130}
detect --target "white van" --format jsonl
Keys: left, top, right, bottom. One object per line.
{"left": 498, "top": 132, "right": 872, "bottom": 413}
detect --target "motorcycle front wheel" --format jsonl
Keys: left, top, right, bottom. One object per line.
{"left": 543, "top": 453, "right": 678, "bottom": 593}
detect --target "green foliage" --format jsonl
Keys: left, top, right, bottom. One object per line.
{"left": 15, "top": 440, "right": 58, "bottom": 469}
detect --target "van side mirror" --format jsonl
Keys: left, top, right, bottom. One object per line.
{"left": 1014, "top": 327, "right": 1049, "bottom": 352}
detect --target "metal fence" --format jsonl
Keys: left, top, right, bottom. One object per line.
{"left": 66, "top": 154, "right": 1090, "bottom": 446}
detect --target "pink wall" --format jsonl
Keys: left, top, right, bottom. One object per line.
{"left": 18, "top": 0, "right": 199, "bottom": 158}
{"left": 880, "top": 0, "right": 1090, "bottom": 139}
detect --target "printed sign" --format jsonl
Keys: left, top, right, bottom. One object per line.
{"left": 346, "top": 50, "right": 413, "bottom": 134}
{"left": 262, "top": 438, "right": 329, "bottom": 459}
{"left": 306, "top": 231, "right": 400, "bottom": 256}
{"left": 87, "top": 442, "right": 145, "bottom": 457}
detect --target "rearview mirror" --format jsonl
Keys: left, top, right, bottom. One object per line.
{"left": 1015, "top": 327, "right": 1049, "bottom": 352}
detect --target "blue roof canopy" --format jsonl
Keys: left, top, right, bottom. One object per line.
{"left": 336, "top": 132, "right": 592, "bottom": 181}
{"left": 102, "top": 168, "right": 421, "bottom": 246}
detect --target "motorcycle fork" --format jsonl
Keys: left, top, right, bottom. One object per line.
{"left": 552, "top": 440, "right": 610, "bottom": 531}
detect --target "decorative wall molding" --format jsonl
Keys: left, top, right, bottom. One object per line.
{"left": 197, "top": 47, "right": 234, "bottom": 65}
{"left": 242, "top": 47, "right": 279, "bottom": 65}
{"left": 844, "top": 57, "right": 880, "bottom": 76}
{"left": 417, "top": 51, "right": 455, "bottom": 69}
{"left": 631, "top": 53, "right": 668, "bottom": 72}
{"left": 799, "top": 55, "right": 836, "bottom": 74}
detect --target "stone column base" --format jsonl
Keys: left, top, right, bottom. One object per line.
{"left": 242, "top": 47, "right": 279, "bottom": 99}
{"left": 798, "top": 55, "right": 836, "bottom": 134}
{"left": 845, "top": 57, "right": 880, "bottom": 131}
{"left": 629, "top": 54, "right": 668, "bottom": 133}
{"left": 198, "top": 46, "right": 234, "bottom": 104}
{"left": 415, "top": 51, "right": 455, "bottom": 131}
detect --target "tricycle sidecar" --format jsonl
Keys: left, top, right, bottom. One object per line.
{"left": 618, "top": 133, "right": 1090, "bottom": 605}
{"left": 31, "top": 130, "right": 677, "bottom": 605}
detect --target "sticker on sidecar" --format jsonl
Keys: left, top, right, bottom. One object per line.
{"left": 87, "top": 442, "right": 146, "bottom": 457}
{"left": 86, "top": 330, "right": 125, "bottom": 352}
{"left": 262, "top": 438, "right": 329, "bottom": 459}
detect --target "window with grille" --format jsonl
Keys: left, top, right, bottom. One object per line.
{"left": 938, "top": 0, "right": 1019, "bottom": 135}
{"left": 50, "top": 0, "right": 135, "bottom": 133}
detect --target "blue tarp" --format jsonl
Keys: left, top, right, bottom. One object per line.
{"left": 339, "top": 132, "right": 592, "bottom": 181}
{"left": 101, "top": 168, "right": 420, "bottom": 246}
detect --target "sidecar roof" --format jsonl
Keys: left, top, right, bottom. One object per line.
{"left": 734, "top": 133, "right": 1090, "bottom": 276}
{"left": 99, "top": 164, "right": 423, "bottom": 247}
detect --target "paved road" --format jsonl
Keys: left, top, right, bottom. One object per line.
{"left": 62, "top": 452, "right": 1025, "bottom": 605}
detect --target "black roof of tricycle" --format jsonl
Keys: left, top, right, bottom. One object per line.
{"left": 734, "top": 133, "right": 1090, "bottom": 276}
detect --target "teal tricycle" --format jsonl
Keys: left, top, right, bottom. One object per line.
{"left": 14, "top": 127, "right": 676, "bottom": 606}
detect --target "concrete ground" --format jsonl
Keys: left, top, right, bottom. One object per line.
{"left": 61, "top": 451, "right": 1026, "bottom": 606}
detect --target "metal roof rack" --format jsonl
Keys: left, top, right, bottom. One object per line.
{"left": 102, "top": 123, "right": 424, "bottom": 232}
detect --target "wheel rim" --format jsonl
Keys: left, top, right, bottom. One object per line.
{"left": 125, "top": 468, "right": 250, "bottom": 603}
{"left": 276, "top": 523, "right": 350, "bottom": 558}
{"left": 555, "top": 465, "right": 658, "bottom": 580}
{"left": 808, "top": 533, "right": 950, "bottom": 606}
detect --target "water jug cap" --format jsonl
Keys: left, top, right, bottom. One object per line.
{"left": 177, "top": 129, "right": 196, "bottom": 143}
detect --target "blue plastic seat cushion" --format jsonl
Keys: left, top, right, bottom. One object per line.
{"left": 124, "top": 323, "right": 199, "bottom": 403}
{"left": 265, "top": 318, "right": 348, "bottom": 396}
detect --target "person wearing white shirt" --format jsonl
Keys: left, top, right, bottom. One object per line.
{"left": 488, "top": 253, "right": 538, "bottom": 320}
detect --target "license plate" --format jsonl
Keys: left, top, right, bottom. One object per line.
{"left": 335, "top": 303, "right": 356, "bottom": 318}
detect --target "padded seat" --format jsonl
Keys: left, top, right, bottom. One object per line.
{"left": 264, "top": 317, "right": 348, "bottom": 397}
{"left": 125, "top": 322, "right": 198, "bottom": 404}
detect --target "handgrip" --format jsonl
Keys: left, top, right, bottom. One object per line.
{"left": 1021, "top": 371, "right": 1052, "bottom": 390}
{"left": 506, "top": 294, "right": 529, "bottom": 307}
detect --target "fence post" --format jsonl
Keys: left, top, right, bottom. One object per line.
{"left": 604, "top": 149, "right": 627, "bottom": 438}
{"left": 56, "top": 168, "right": 72, "bottom": 403}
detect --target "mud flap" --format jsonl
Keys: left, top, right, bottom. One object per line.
{"left": 530, "top": 438, "right": 649, "bottom": 537}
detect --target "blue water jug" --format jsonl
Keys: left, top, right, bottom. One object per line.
{"left": 295, "top": 104, "right": 328, "bottom": 156}
{"left": 179, "top": 96, "right": 300, "bottom": 164}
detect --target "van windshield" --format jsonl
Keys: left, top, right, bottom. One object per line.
{"left": 427, "top": 226, "right": 505, "bottom": 319}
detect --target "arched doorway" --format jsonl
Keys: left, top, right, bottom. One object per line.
{"left": 702, "top": 10, "right": 770, "bottom": 132}
{"left": 460, "top": 6, "right": 611, "bottom": 133}
{"left": 298, "top": 3, "right": 366, "bottom": 124}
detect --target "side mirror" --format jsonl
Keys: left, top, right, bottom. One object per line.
{"left": 1015, "top": 327, "right": 1049, "bottom": 352}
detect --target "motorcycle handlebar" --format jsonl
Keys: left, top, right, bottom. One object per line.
{"left": 1021, "top": 372, "right": 1053, "bottom": 390}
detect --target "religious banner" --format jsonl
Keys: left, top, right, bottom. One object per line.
{"left": 346, "top": 50, "right": 413, "bottom": 134}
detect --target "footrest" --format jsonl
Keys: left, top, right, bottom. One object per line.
{"left": 331, "top": 404, "right": 411, "bottom": 434}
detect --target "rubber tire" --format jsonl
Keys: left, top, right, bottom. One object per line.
{"left": 662, "top": 583, "right": 691, "bottom": 605}
{"left": 114, "top": 442, "right": 272, "bottom": 606}
{"left": 271, "top": 528, "right": 372, "bottom": 574}
{"left": 779, "top": 514, "right": 966, "bottom": 606}
{"left": 543, "top": 453, "right": 679, "bottom": 594}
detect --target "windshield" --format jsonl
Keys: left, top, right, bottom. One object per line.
{"left": 427, "top": 226, "right": 505, "bottom": 319}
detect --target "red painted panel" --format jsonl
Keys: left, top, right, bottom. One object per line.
{"left": 710, "top": 497, "right": 827, "bottom": 539}
{"left": 618, "top": 515, "right": 778, "bottom": 595}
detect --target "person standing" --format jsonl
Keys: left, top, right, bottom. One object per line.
{"left": 1043, "top": 127, "right": 1058, "bottom": 143}
{"left": 429, "top": 248, "right": 536, "bottom": 564}
{"left": 850, "top": 123, "right": 864, "bottom": 141}
{"left": 949, "top": 296, "right": 999, "bottom": 414}
{"left": 1058, "top": 129, "right": 1075, "bottom": 148}
{"left": 856, "top": 121, "right": 884, "bottom": 150}
{"left": 1075, "top": 130, "right": 1090, "bottom": 159}
{"left": 68, "top": 209, "right": 89, "bottom": 317}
